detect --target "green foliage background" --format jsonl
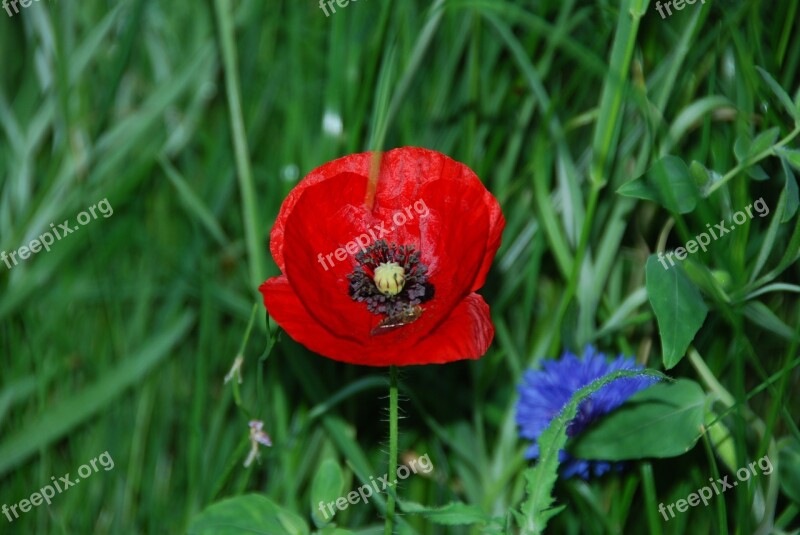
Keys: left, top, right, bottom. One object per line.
{"left": 0, "top": 0, "right": 798, "bottom": 533}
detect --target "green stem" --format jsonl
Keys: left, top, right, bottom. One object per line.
{"left": 706, "top": 125, "right": 800, "bottom": 196}
{"left": 384, "top": 365, "right": 399, "bottom": 535}
{"left": 231, "top": 303, "right": 259, "bottom": 409}
{"left": 213, "top": 0, "right": 266, "bottom": 299}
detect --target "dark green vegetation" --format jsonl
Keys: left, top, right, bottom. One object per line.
{"left": 1, "top": 0, "right": 798, "bottom": 533}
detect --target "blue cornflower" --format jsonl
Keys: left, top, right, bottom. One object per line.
{"left": 515, "top": 346, "right": 658, "bottom": 479}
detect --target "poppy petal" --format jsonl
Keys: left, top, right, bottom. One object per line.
{"left": 270, "top": 147, "right": 503, "bottom": 273}
{"left": 260, "top": 275, "right": 493, "bottom": 366}
{"left": 281, "top": 172, "right": 490, "bottom": 342}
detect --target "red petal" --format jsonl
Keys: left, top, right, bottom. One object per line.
{"left": 281, "top": 171, "right": 491, "bottom": 342}
{"left": 260, "top": 276, "right": 493, "bottom": 366}
{"left": 270, "top": 147, "right": 504, "bottom": 276}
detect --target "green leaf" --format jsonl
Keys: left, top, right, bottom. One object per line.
{"left": 749, "top": 127, "right": 781, "bottom": 158}
{"left": 399, "top": 500, "right": 496, "bottom": 526}
{"left": 743, "top": 301, "right": 800, "bottom": 341}
{"left": 746, "top": 164, "right": 769, "bottom": 181}
{"left": 756, "top": 66, "right": 799, "bottom": 119}
{"left": 517, "top": 369, "right": 668, "bottom": 534}
{"left": 778, "top": 439, "right": 800, "bottom": 503}
{"left": 188, "top": 495, "right": 309, "bottom": 535}
{"left": 569, "top": 380, "right": 706, "bottom": 460}
{"left": 733, "top": 134, "right": 749, "bottom": 162}
{"left": 316, "top": 528, "right": 355, "bottom": 535}
{"left": 310, "top": 459, "right": 345, "bottom": 527}
{"left": 646, "top": 255, "right": 708, "bottom": 368}
{"left": 617, "top": 156, "right": 699, "bottom": 214}
{"left": 777, "top": 147, "right": 800, "bottom": 171}
{"left": 734, "top": 128, "right": 780, "bottom": 177}
{"left": 780, "top": 156, "right": 800, "bottom": 222}
{"left": 315, "top": 528, "right": 356, "bottom": 535}
{"left": 688, "top": 161, "right": 723, "bottom": 196}
{"left": 750, "top": 191, "right": 787, "bottom": 283}
{"left": 682, "top": 261, "right": 731, "bottom": 306}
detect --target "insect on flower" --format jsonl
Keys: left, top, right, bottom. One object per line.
{"left": 371, "top": 304, "right": 424, "bottom": 336}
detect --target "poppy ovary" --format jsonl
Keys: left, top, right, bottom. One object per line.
{"left": 347, "top": 240, "right": 434, "bottom": 319}
{"left": 374, "top": 262, "right": 406, "bottom": 296}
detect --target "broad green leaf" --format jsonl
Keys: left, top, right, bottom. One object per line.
{"left": 399, "top": 500, "right": 496, "bottom": 526}
{"left": 569, "top": 380, "right": 706, "bottom": 460}
{"left": 311, "top": 459, "right": 345, "bottom": 527}
{"left": 517, "top": 369, "right": 668, "bottom": 534}
{"left": 646, "top": 255, "right": 708, "bottom": 368}
{"left": 188, "top": 494, "right": 308, "bottom": 535}
{"left": 617, "top": 156, "right": 699, "bottom": 214}
{"left": 756, "top": 66, "right": 799, "bottom": 119}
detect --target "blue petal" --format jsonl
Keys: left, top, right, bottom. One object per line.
{"left": 514, "top": 346, "right": 658, "bottom": 480}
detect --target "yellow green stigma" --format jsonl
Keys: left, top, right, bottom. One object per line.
{"left": 373, "top": 262, "right": 406, "bottom": 296}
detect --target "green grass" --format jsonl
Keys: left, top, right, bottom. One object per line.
{"left": 1, "top": 0, "right": 798, "bottom": 533}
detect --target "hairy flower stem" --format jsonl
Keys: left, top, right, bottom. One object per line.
{"left": 384, "top": 365, "right": 399, "bottom": 535}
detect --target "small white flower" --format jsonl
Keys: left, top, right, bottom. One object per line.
{"left": 244, "top": 420, "right": 272, "bottom": 467}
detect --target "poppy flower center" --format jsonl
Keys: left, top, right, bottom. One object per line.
{"left": 347, "top": 240, "right": 434, "bottom": 334}
{"left": 373, "top": 262, "right": 405, "bottom": 296}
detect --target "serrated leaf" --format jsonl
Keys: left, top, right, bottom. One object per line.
{"left": 646, "top": 255, "right": 708, "bottom": 368}
{"left": 188, "top": 495, "right": 309, "bottom": 535}
{"left": 617, "top": 156, "right": 699, "bottom": 214}
{"left": 311, "top": 459, "right": 345, "bottom": 527}
{"left": 569, "top": 380, "right": 705, "bottom": 460}
{"left": 756, "top": 66, "right": 799, "bottom": 119}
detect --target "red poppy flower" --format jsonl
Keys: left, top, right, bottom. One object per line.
{"left": 259, "top": 147, "right": 505, "bottom": 366}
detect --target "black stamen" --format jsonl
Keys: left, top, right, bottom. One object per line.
{"left": 347, "top": 240, "right": 434, "bottom": 319}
